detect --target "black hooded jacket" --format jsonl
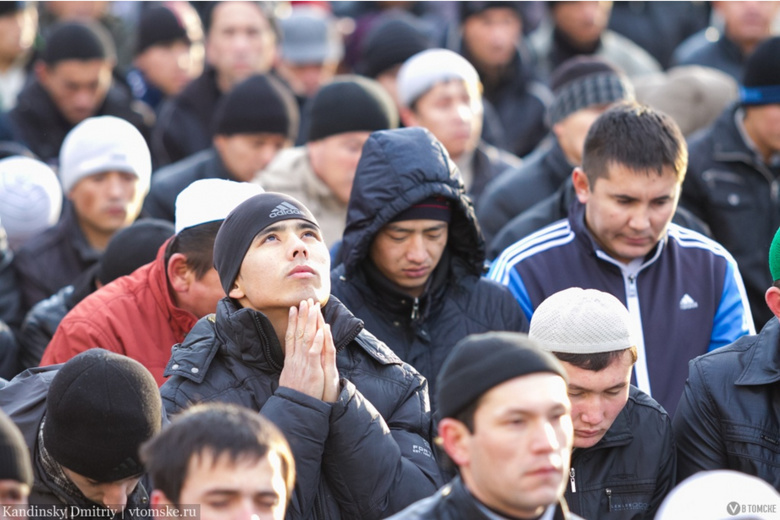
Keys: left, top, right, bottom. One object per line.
{"left": 331, "top": 128, "right": 528, "bottom": 411}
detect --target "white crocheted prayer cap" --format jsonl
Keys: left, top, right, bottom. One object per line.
{"left": 529, "top": 287, "right": 635, "bottom": 354}
{"left": 174, "top": 179, "right": 264, "bottom": 234}
{"left": 397, "top": 48, "right": 480, "bottom": 107}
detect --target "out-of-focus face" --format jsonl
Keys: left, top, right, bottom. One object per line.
{"left": 230, "top": 219, "right": 331, "bottom": 312}
{"left": 276, "top": 60, "right": 338, "bottom": 99}
{"left": 716, "top": 1, "right": 779, "bottom": 49}
{"left": 552, "top": 1, "right": 612, "bottom": 48}
{"left": 164, "top": 451, "right": 288, "bottom": 520}
{"left": 461, "top": 7, "right": 522, "bottom": 69}
{"left": 307, "top": 131, "right": 371, "bottom": 205}
{"left": 573, "top": 163, "right": 680, "bottom": 264}
{"left": 553, "top": 106, "right": 609, "bottom": 166}
{"left": 0, "top": 480, "right": 29, "bottom": 518}
{"left": 443, "top": 373, "right": 573, "bottom": 519}
{"left": 743, "top": 104, "right": 780, "bottom": 162}
{"left": 214, "top": 133, "right": 291, "bottom": 182}
{"left": 69, "top": 171, "right": 142, "bottom": 241}
{"left": 62, "top": 468, "right": 140, "bottom": 512}
{"left": 370, "top": 219, "right": 448, "bottom": 298}
{"left": 37, "top": 59, "right": 113, "bottom": 124}
{"left": 134, "top": 40, "right": 198, "bottom": 97}
{"left": 0, "top": 7, "right": 36, "bottom": 63}
{"left": 559, "top": 350, "right": 633, "bottom": 449}
{"left": 206, "top": 2, "right": 276, "bottom": 92}
{"left": 404, "top": 80, "right": 483, "bottom": 160}
{"left": 44, "top": 1, "right": 108, "bottom": 20}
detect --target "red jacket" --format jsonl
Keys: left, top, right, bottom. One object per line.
{"left": 40, "top": 241, "right": 198, "bottom": 386}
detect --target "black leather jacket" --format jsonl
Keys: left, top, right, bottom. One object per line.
{"left": 673, "top": 316, "right": 780, "bottom": 488}
{"left": 161, "top": 296, "right": 443, "bottom": 520}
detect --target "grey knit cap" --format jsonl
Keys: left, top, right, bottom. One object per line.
{"left": 529, "top": 288, "right": 636, "bottom": 354}
{"left": 548, "top": 66, "right": 634, "bottom": 126}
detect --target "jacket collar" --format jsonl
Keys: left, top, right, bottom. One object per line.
{"left": 544, "top": 139, "right": 575, "bottom": 187}
{"left": 450, "top": 476, "right": 574, "bottom": 520}
{"left": 61, "top": 203, "right": 102, "bottom": 265}
{"left": 735, "top": 317, "right": 780, "bottom": 386}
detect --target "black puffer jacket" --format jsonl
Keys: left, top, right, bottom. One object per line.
{"left": 682, "top": 103, "right": 780, "bottom": 330}
{"left": 386, "top": 476, "right": 582, "bottom": 520}
{"left": 673, "top": 316, "right": 780, "bottom": 487}
{"left": 161, "top": 296, "right": 443, "bottom": 520}
{"left": 331, "top": 128, "right": 527, "bottom": 412}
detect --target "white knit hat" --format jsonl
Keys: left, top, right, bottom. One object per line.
{"left": 59, "top": 116, "right": 152, "bottom": 195}
{"left": 396, "top": 48, "right": 480, "bottom": 107}
{"left": 0, "top": 156, "right": 63, "bottom": 250}
{"left": 174, "top": 179, "right": 265, "bottom": 234}
{"left": 529, "top": 287, "right": 636, "bottom": 354}
{"left": 656, "top": 470, "right": 780, "bottom": 520}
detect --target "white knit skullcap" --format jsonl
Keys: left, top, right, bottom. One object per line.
{"left": 529, "top": 287, "right": 635, "bottom": 354}
{"left": 656, "top": 470, "right": 780, "bottom": 520}
{"left": 397, "top": 48, "right": 480, "bottom": 107}
{"left": 59, "top": 116, "right": 151, "bottom": 195}
{"left": 0, "top": 156, "right": 63, "bottom": 250}
{"left": 174, "top": 179, "right": 264, "bottom": 234}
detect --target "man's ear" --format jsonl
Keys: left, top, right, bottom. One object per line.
{"left": 228, "top": 277, "right": 244, "bottom": 300}
{"left": 399, "top": 106, "right": 419, "bottom": 129}
{"left": 34, "top": 61, "right": 49, "bottom": 85}
{"left": 572, "top": 167, "right": 591, "bottom": 204}
{"left": 167, "top": 253, "right": 194, "bottom": 294}
{"left": 765, "top": 286, "right": 780, "bottom": 319}
{"left": 438, "top": 418, "right": 472, "bottom": 468}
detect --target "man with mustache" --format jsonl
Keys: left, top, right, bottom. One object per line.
{"left": 488, "top": 102, "right": 754, "bottom": 416}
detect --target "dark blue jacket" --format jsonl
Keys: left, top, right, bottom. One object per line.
{"left": 673, "top": 316, "right": 780, "bottom": 487}
{"left": 487, "top": 202, "right": 754, "bottom": 415}
{"left": 331, "top": 128, "right": 528, "bottom": 411}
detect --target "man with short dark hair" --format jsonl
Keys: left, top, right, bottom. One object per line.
{"left": 529, "top": 288, "right": 675, "bottom": 519}
{"left": 488, "top": 102, "right": 754, "bottom": 415}
{"left": 0, "top": 349, "right": 162, "bottom": 519}
{"left": 161, "top": 191, "right": 442, "bottom": 519}
{"left": 40, "top": 179, "right": 263, "bottom": 385}
{"left": 387, "top": 332, "right": 579, "bottom": 519}
{"left": 142, "top": 403, "right": 295, "bottom": 520}
{"left": 6, "top": 21, "right": 149, "bottom": 164}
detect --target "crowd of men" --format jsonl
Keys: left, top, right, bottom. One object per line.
{"left": 0, "top": 1, "right": 779, "bottom": 519}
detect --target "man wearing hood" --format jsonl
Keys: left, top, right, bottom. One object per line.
{"left": 331, "top": 127, "right": 528, "bottom": 412}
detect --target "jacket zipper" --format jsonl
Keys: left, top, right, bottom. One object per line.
{"left": 606, "top": 488, "right": 612, "bottom": 509}
{"left": 411, "top": 298, "right": 420, "bottom": 320}
{"left": 570, "top": 468, "right": 576, "bottom": 493}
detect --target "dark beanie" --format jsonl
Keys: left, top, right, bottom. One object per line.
{"left": 96, "top": 219, "right": 174, "bottom": 285}
{"left": 41, "top": 22, "right": 110, "bottom": 66}
{"left": 0, "top": 2, "right": 26, "bottom": 17}
{"left": 740, "top": 36, "right": 780, "bottom": 105}
{"left": 213, "top": 74, "right": 299, "bottom": 141}
{"left": 359, "top": 16, "right": 432, "bottom": 79}
{"left": 43, "top": 350, "right": 162, "bottom": 482}
{"left": 389, "top": 196, "right": 452, "bottom": 224}
{"left": 459, "top": 1, "right": 522, "bottom": 22}
{"left": 547, "top": 56, "right": 634, "bottom": 126}
{"left": 214, "top": 193, "right": 319, "bottom": 294}
{"left": 307, "top": 75, "right": 398, "bottom": 142}
{"left": 135, "top": 6, "right": 189, "bottom": 56}
{"left": 0, "top": 410, "right": 32, "bottom": 487}
{"left": 437, "top": 332, "right": 568, "bottom": 419}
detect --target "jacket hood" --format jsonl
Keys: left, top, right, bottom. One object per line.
{"left": 340, "top": 127, "right": 485, "bottom": 276}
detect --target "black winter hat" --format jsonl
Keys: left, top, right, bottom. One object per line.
{"left": 135, "top": 6, "right": 190, "bottom": 56}
{"left": 214, "top": 74, "right": 299, "bottom": 142}
{"left": 96, "top": 219, "right": 174, "bottom": 285}
{"left": 437, "top": 332, "right": 568, "bottom": 419}
{"left": 307, "top": 75, "right": 398, "bottom": 142}
{"left": 0, "top": 2, "right": 26, "bottom": 17}
{"left": 459, "top": 1, "right": 522, "bottom": 22}
{"left": 43, "top": 350, "right": 162, "bottom": 482}
{"left": 41, "top": 22, "right": 112, "bottom": 66}
{"left": 214, "top": 192, "right": 319, "bottom": 295}
{"left": 0, "top": 410, "right": 32, "bottom": 487}
{"left": 358, "top": 16, "right": 432, "bottom": 78}
{"left": 740, "top": 36, "right": 780, "bottom": 105}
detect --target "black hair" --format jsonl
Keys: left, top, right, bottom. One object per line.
{"left": 164, "top": 221, "right": 222, "bottom": 280}
{"left": 553, "top": 346, "right": 638, "bottom": 372}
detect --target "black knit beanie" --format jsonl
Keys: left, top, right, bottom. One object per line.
{"left": 0, "top": 410, "right": 32, "bottom": 487}
{"left": 135, "top": 6, "right": 189, "bottom": 56}
{"left": 96, "top": 219, "right": 174, "bottom": 285}
{"left": 307, "top": 75, "right": 398, "bottom": 142}
{"left": 740, "top": 36, "right": 780, "bottom": 105}
{"left": 0, "top": 2, "right": 25, "bottom": 17}
{"left": 214, "top": 74, "right": 300, "bottom": 142}
{"left": 459, "top": 1, "right": 522, "bottom": 22}
{"left": 437, "top": 332, "right": 568, "bottom": 419}
{"left": 214, "top": 192, "right": 319, "bottom": 295}
{"left": 359, "top": 16, "right": 432, "bottom": 78}
{"left": 43, "top": 350, "right": 162, "bottom": 482}
{"left": 389, "top": 196, "right": 452, "bottom": 224}
{"left": 41, "top": 22, "right": 110, "bottom": 65}
{"left": 547, "top": 56, "right": 633, "bottom": 126}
